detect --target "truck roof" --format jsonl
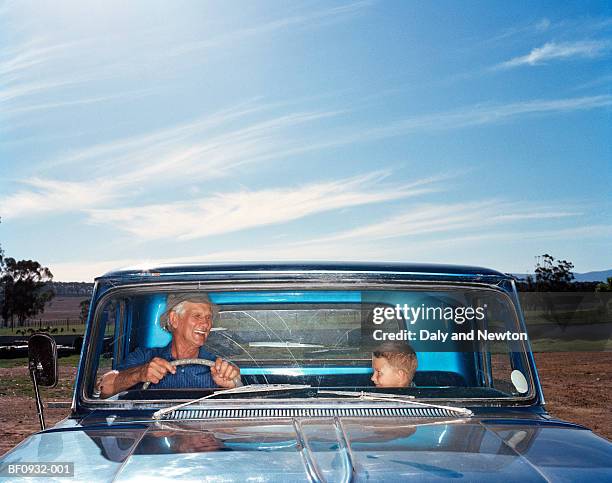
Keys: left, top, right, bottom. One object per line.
{"left": 97, "top": 261, "right": 508, "bottom": 280}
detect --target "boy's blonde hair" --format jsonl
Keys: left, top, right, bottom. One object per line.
{"left": 373, "top": 341, "right": 418, "bottom": 375}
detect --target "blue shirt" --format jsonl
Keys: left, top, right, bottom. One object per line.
{"left": 118, "top": 342, "right": 218, "bottom": 389}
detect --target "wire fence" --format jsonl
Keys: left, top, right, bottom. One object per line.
{"left": 26, "top": 318, "right": 82, "bottom": 327}
{"left": 1, "top": 318, "right": 84, "bottom": 333}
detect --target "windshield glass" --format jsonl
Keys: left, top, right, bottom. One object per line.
{"left": 88, "top": 287, "right": 533, "bottom": 402}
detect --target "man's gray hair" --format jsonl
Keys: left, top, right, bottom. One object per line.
{"left": 172, "top": 301, "right": 189, "bottom": 318}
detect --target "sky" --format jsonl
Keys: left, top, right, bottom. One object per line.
{"left": 0, "top": 0, "right": 611, "bottom": 281}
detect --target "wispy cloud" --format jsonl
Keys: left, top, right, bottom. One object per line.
{"left": 167, "top": 1, "right": 375, "bottom": 57}
{"left": 1, "top": 101, "right": 344, "bottom": 219}
{"left": 0, "top": 37, "right": 103, "bottom": 103}
{"left": 0, "top": 39, "right": 71, "bottom": 81}
{"left": 535, "top": 18, "right": 551, "bottom": 32}
{"left": 329, "top": 95, "right": 612, "bottom": 145}
{"left": 496, "top": 40, "right": 611, "bottom": 69}
{"left": 422, "top": 224, "right": 612, "bottom": 245}
{"left": 1, "top": 89, "right": 156, "bottom": 120}
{"left": 45, "top": 221, "right": 612, "bottom": 281}
{"left": 291, "top": 201, "right": 580, "bottom": 245}
{"left": 171, "top": 204, "right": 592, "bottom": 265}
{"left": 0, "top": 78, "right": 78, "bottom": 104}
{"left": 46, "top": 258, "right": 142, "bottom": 282}
{"left": 204, "top": 222, "right": 612, "bottom": 260}
{"left": 85, "top": 171, "right": 441, "bottom": 240}
{"left": 45, "top": 103, "right": 339, "bottom": 173}
{"left": 481, "top": 18, "right": 553, "bottom": 46}
{"left": 0, "top": 177, "right": 121, "bottom": 219}
{"left": 0, "top": 37, "right": 150, "bottom": 120}
{"left": 4, "top": 91, "right": 609, "bottom": 222}
{"left": 482, "top": 16, "right": 612, "bottom": 47}
{"left": 35, "top": 93, "right": 612, "bottom": 174}
{"left": 0, "top": 1, "right": 374, "bottom": 118}
{"left": 574, "top": 72, "right": 612, "bottom": 90}
{"left": 212, "top": 95, "right": 612, "bottom": 158}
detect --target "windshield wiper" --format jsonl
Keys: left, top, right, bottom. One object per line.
{"left": 308, "top": 347, "right": 360, "bottom": 354}
{"left": 317, "top": 390, "right": 473, "bottom": 417}
{"left": 153, "top": 384, "right": 312, "bottom": 420}
{"left": 248, "top": 342, "right": 325, "bottom": 348}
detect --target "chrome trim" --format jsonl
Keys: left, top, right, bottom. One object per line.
{"left": 293, "top": 418, "right": 324, "bottom": 483}
{"left": 333, "top": 417, "right": 355, "bottom": 483}
{"left": 161, "top": 406, "right": 461, "bottom": 420}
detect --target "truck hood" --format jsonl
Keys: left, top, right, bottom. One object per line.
{"left": 2, "top": 417, "right": 611, "bottom": 482}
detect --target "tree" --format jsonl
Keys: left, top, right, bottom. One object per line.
{"left": 79, "top": 299, "right": 90, "bottom": 324}
{"left": 595, "top": 277, "right": 612, "bottom": 293}
{"left": 1, "top": 258, "right": 55, "bottom": 329}
{"left": 532, "top": 254, "right": 575, "bottom": 291}
{"left": 595, "top": 277, "right": 612, "bottom": 314}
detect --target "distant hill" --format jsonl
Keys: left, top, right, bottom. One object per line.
{"left": 511, "top": 269, "right": 612, "bottom": 282}
{"left": 573, "top": 269, "right": 612, "bottom": 282}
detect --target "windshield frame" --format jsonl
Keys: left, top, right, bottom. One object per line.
{"left": 78, "top": 280, "right": 538, "bottom": 410}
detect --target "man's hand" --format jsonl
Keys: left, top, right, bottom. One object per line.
{"left": 210, "top": 357, "right": 241, "bottom": 388}
{"left": 139, "top": 357, "right": 176, "bottom": 385}
{"left": 99, "top": 357, "right": 175, "bottom": 398}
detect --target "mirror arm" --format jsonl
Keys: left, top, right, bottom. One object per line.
{"left": 29, "top": 365, "right": 46, "bottom": 431}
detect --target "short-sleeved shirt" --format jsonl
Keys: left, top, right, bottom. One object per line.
{"left": 118, "top": 342, "right": 218, "bottom": 389}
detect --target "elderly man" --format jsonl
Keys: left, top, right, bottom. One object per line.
{"left": 99, "top": 293, "right": 240, "bottom": 398}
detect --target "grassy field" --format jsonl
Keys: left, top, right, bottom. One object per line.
{"left": 0, "top": 355, "right": 80, "bottom": 369}
{"left": 0, "top": 296, "right": 87, "bottom": 335}
{"left": 0, "top": 355, "right": 78, "bottom": 400}
{"left": 520, "top": 292, "right": 611, "bottom": 326}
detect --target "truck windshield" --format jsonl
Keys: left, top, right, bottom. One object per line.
{"left": 89, "top": 287, "right": 533, "bottom": 401}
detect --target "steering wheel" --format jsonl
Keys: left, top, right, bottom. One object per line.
{"left": 141, "top": 358, "right": 243, "bottom": 390}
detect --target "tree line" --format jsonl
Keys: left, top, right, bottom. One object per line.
{"left": 515, "top": 253, "right": 612, "bottom": 293}
{"left": 52, "top": 282, "right": 93, "bottom": 297}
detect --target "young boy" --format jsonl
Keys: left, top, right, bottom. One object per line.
{"left": 371, "top": 341, "right": 418, "bottom": 388}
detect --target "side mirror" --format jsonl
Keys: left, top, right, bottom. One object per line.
{"left": 28, "top": 333, "right": 58, "bottom": 388}
{"left": 28, "top": 333, "right": 59, "bottom": 430}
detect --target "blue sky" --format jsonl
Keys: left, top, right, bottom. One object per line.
{"left": 0, "top": 0, "right": 610, "bottom": 281}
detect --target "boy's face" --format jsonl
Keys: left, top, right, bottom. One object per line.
{"left": 371, "top": 356, "right": 409, "bottom": 388}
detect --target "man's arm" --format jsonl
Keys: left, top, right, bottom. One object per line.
{"left": 99, "top": 357, "right": 176, "bottom": 398}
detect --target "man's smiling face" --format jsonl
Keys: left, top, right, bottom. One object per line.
{"left": 170, "top": 301, "right": 213, "bottom": 348}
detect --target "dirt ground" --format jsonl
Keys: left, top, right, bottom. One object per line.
{"left": 0, "top": 363, "right": 78, "bottom": 456}
{"left": 0, "top": 352, "right": 610, "bottom": 456}
{"left": 533, "top": 351, "right": 611, "bottom": 439}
